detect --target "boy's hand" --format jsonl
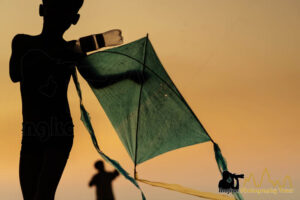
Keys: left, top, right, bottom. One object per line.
{"left": 103, "top": 29, "right": 123, "bottom": 47}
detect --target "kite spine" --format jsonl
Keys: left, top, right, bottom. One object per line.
{"left": 134, "top": 34, "right": 149, "bottom": 178}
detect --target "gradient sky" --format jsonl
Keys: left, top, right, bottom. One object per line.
{"left": 1, "top": 0, "right": 299, "bottom": 200}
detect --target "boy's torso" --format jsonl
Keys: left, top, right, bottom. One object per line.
{"left": 17, "top": 34, "right": 76, "bottom": 126}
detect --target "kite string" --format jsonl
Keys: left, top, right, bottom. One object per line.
{"left": 134, "top": 34, "right": 149, "bottom": 178}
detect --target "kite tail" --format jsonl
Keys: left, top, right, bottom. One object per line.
{"left": 213, "top": 142, "right": 244, "bottom": 200}
{"left": 213, "top": 142, "right": 228, "bottom": 173}
{"left": 136, "top": 173, "right": 235, "bottom": 200}
{"left": 72, "top": 69, "right": 146, "bottom": 200}
{"left": 233, "top": 191, "right": 244, "bottom": 200}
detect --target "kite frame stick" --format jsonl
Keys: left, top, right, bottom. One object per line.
{"left": 134, "top": 33, "right": 149, "bottom": 178}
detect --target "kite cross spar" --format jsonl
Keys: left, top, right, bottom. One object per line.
{"left": 73, "top": 34, "right": 244, "bottom": 200}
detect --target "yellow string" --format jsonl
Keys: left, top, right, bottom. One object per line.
{"left": 135, "top": 174, "right": 235, "bottom": 200}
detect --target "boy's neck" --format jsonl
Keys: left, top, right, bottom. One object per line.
{"left": 40, "top": 25, "right": 65, "bottom": 42}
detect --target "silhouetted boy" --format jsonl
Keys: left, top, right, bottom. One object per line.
{"left": 9, "top": 0, "right": 124, "bottom": 199}
{"left": 89, "top": 160, "right": 120, "bottom": 200}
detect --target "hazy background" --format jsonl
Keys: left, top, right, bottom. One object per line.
{"left": 1, "top": 0, "right": 299, "bottom": 199}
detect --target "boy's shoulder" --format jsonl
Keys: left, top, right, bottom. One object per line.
{"left": 12, "top": 33, "right": 35, "bottom": 44}
{"left": 12, "top": 34, "right": 38, "bottom": 51}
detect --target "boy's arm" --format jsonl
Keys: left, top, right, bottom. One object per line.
{"left": 64, "top": 30, "right": 123, "bottom": 64}
{"left": 112, "top": 170, "right": 120, "bottom": 179}
{"left": 73, "top": 29, "right": 147, "bottom": 88}
{"left": 77, "top": 29, "right": 123, "bottom": 53}
{"left": 9, "top": 34, "right": 24, "bottom": 83}
{"left": 88, "top": 175, "right": 96, "bottom": 187}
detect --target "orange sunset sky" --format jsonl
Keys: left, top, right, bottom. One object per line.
{"left": 0, "top": 0, "right": 299, "bottom": 200}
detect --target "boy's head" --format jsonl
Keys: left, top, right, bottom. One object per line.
{"left": 40, "top": 0, "right": 84, "bottom": 34}
{"left": 94, "top": 160, "right": 105, "bottom": 172}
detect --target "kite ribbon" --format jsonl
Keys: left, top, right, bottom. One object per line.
{"left": 135, "top": 173, "right": 235, "bottom": 200}
{"left": 213, "top": 142, "right": 244, "bottom": 200}
{"left": 71, "top": 69, "right": 146, "bottom": 200}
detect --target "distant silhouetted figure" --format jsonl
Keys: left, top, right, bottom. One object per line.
{"left": 89, "top": 160, "right": 120, "bottom": 200}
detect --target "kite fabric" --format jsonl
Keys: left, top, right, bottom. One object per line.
{"left": 72, "top": 35, "right": 244, "bottom": 200}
